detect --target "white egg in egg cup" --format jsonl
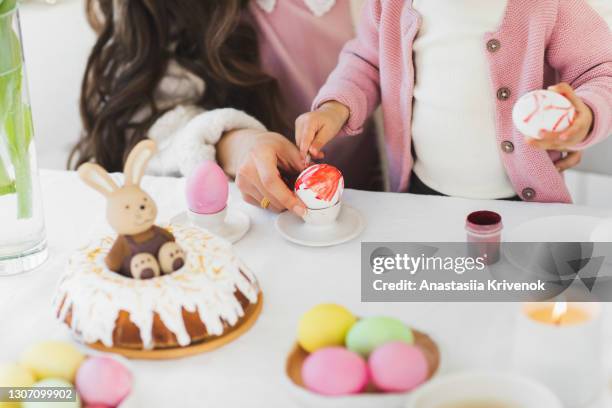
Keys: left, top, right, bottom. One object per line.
{"left": 276, "top": 163, "right": 364, "bottom": 247}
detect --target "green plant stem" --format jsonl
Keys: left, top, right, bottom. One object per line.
{"left": 0, "top": 7, "right": 34, "bottom": 219}
{"left": 0, "top": 154, "right": 12, "bottom": 186}
{"left": 4, "top": 100, "right": 33, "bottom": 219}
{"left": 13, "top": 153, "right": 31, "bottom": 218}
{"left": 0, "top": 181, "right": 15, "bottom": 195}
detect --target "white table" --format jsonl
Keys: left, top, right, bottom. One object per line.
{"left": 1, "top": 170, "right": 611, "bottom": 408}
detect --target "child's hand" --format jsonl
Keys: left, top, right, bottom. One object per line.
{"left": 525, "top": 83, "right": 593, "bottom": 151}
{"left": 295, "top": 101, "right": 350, "bottom": 163}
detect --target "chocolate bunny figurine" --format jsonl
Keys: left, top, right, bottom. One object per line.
{"left": 78, "top": 140, "right": 186, "bottom": 279}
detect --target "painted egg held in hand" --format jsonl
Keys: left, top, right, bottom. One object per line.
{"left": 186, "top": 161, "right": 229, "bottom": 214}
{"left": 301, "top": 347, "right": 368, "bottom": 396}
{"left": 295, "top": 164, "right": 344, "bottom": 210}
{"left": 512, "top": 90, "right": 576, "bottom": 139}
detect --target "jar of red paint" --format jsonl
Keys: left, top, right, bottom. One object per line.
{"left": 466, "top": 211, "right": 503, "bottom": 264}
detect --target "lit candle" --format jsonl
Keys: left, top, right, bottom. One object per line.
{"left": 513, "top": 302, "right": 604, "bottom": 408}
{"left": 528, "top": 301, "right": 589, "bottom": 326}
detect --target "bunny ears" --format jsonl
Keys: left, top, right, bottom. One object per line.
{"left": 78, "top": 140, "right": 158, "bottom": 197}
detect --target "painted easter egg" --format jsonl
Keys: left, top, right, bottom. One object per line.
{"left": 22, "top": 378, "right": 81, "bottom": 408}
{"left": 186, "top": 161, "right": 229, "bottom": 214}
{"left": 368, "top": 342, "right": 429, "bottom": 392}
{"left": 297, "top": 304, "right": 357, "bottom": 353}
{"left": 512, "top": 90, "right": 576, "bottom": 139}
{"left": 76, "top": 357, "right": 132, "bottom": 407}
{"left": 301, "top": 347, "right": 368, "bottom": 396}
{"left": 346, "top": 317, "right": 414, "bottom": 357}
{"left": 295, "top": 164, "right": 344, "bottom": 210}
{"left": 0, "top": 363, "right": 36, "bottom": 408}
{"left": 21, "top": 341, "right": 85, "bottom": 382}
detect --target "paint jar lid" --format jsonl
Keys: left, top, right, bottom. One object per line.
{"left": 466, "top": 210, "right": 503, "bottom": 235}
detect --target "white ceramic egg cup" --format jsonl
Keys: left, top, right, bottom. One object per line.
{"left": 171, "top": 206, "right": 250, "bottom": 244}
{"left": 275, "top": 203, "right": 365, "bottom": 247}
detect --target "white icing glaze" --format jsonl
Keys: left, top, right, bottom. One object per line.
{"left": 54, "top": 224, "right": 260, "bottom": 350}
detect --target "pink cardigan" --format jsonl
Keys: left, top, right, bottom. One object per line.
{"left": 314, "top": 0, "right": 612, "bottom": 203}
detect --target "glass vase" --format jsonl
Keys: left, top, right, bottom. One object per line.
{"left": 0, "top": 2, "right": 47, "bottom": 275}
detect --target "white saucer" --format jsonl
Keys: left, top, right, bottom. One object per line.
{"left": 275, "top": 204, "right": 365, "bottom": 247}
{"left": 504, "top": 215, "right": 601, "bottom": 242}
{"left": 503, "top": 215, "right": 602, "bottom": 276}
{"left": 171, "top": 208, "right": 250, "bottom": 243}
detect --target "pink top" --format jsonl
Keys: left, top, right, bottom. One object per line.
{"left": 250, "top": 1, "right": 381, "bottom": 189}
{"left": 314, "top": 0, "right": 612, "bottom": 203}
{"left": 250, "top": 0, "right": 355, "bottom": 123}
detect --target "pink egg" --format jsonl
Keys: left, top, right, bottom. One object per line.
{"left": 301, "top": 347, "right": 368, "bottom": 396}
{"left": 186, "top": 161, "right": 229, "bottom": 214}
{"left": 368, "top": 342, "right": 428, "bottom": 393}
{"left": 85, "top": 405, "right": 112, "bottom": 408}
{"left": 76, "top": 357, "right": 132, "bottom": 407}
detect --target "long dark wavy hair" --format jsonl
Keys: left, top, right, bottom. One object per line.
{"left": 69, "top": 0, "right": 286, "bottom": 171}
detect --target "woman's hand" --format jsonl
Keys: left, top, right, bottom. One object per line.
{"left": 218, "top": 129, "right": 306, "bottom": 216}
{"left": 555, "top": 151, "right": 582, "bottom": 172}
{"left": 525, "top": 83, "right": 594, "bottom": 151}
{"left": 295, "top": 101, "right": 350, "bottom": 163}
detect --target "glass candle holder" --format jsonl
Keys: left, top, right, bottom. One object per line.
{"left": 0, "top": 3, "right": 47, "bottom": 275}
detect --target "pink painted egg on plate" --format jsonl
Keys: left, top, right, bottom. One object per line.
{"left": 295, "top": 164, "right": 344, "bottom": 210}
{"left": 301, "top": 347, "right": 368, "bottom": 396}
{"left": 186, "top": 161, "right": 229, "bottom": 214}
{"left": 76, "top": 357, "right": 132, "bottom": 407}
{"left": 368, "top": 342, "right": 428, "bottom": 393}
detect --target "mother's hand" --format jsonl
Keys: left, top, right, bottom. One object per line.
{"left": 218, "top": 129, "right": 306, "bottom": 216}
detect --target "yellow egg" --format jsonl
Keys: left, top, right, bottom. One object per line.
{"left": 297, "top": 304, "right": 357, "bottom": 353}
{"left": 20, "top": 342, "right": 85, "bottom": 383}
{"left": 0, "top": 362, "right": 36, "bottom": 408}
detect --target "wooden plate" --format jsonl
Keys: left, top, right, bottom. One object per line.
{"left": 86, "top": 293, "right": 263, "bottom": 360}
{"left": 286, "top": 330, "right": 440, "bottom": 392}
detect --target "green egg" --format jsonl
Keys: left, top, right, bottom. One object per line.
{"left": 346, "top": 316, "right": 414, "bottom": 356}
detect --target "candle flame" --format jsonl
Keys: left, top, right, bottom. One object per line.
{"left": 552, "top": 301, "right": 568, "bottom": 324}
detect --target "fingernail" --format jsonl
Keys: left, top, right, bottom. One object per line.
{"left": 293, "top": 206, "right": 306, "bottom": 217}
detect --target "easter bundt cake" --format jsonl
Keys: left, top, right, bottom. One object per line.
{"left": 54, "top": 223, "right": 261, "bottom": 350}
{"left": 54, "top": 140, "right": 261, "bottom": 353}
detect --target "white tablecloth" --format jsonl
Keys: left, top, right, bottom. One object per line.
{"left": 1, "top": 170, "right": 611, "bottom": 407}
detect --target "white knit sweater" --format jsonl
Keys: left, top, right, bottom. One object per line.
{"left": 145, "top": 61, "right": 266, "bottom": 177}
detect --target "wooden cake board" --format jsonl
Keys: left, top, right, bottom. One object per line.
{"left": 286, "top": 330, "right": 440, "bottom": 392}
{"left": 87, "top": 293, "right": 263, "bottom": 360}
